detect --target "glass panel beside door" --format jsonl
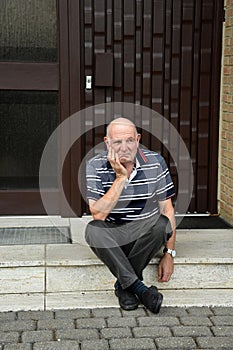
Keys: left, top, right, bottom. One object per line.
{"left": 0, "top": 90, "right": 58, "bottom": 189}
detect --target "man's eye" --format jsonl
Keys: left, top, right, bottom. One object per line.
{"left": 126, "top": 139, "right": 135, "bottom": 144}
{"left": 113, "top": 141, "right": 121, "bottom": 145}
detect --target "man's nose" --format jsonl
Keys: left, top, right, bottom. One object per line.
{"left": 120, "top": 140, "right": 128, "bottom": 151}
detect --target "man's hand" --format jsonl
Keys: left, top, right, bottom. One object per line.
{"left": 107, "top": 146, "right": 127, "bottom": 179}
{"left": 88, "top": 146, "right": 127, "bottom": 221}
{"left": 158, "top": 253, "right": 174, "bottom": 282}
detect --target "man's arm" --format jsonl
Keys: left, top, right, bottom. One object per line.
{"left": 89, "top": 147, "right": 127, "bottom": 221}
{"left": 158, "top": 198, "right": 176, "bottom": 282}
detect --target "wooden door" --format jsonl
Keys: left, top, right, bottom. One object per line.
{"left": 70, "top": 0, "right": 224, "bottom": 216}
{"left": 0, "top": 0, "right": 83, "bottom": 215}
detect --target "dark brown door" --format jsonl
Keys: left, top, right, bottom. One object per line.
{"left": 0, "top": 0, "right": 60, "bottom": 214}
{"left": 71, "top": 0, "right": 224, "bottom": 216}
{"left": 0, "top": 0, "right": 83, "bottom": 215}
{"left": 0, "top": 0, "right": 224, "bottom": 216}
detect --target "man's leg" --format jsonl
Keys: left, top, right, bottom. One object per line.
{"left": 85, "top": 220, "right": 139, "bottom": 310}
{"left": 85, "top": 220, "right": 138, "bottom": 289}
{"left": 85, "top": 216, "right": 172, "bottom": 313}
{"left": 127, "top": 214, "right": 172, "bottom": 280}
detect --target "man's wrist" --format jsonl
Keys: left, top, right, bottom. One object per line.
{"left": 163, "top": 247, "right": 176, "bottom": 258}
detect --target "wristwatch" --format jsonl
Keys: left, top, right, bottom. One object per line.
{"left": 163, "top": 247, "right": 176, "bottom": 258}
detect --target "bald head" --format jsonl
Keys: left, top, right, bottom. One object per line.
{"left": 106, "top": 118, "right": 138, "bottom": 138}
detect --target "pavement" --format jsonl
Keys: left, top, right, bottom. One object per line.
{"left": 0, "top": 305, "right": 233, "bottom": 349}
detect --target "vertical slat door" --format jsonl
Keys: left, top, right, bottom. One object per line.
{"left": 75, "top": 0, "right": 224, "bottom": 215}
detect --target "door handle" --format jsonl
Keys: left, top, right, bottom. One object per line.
{"left": 86, "top": 76, "right": 92, "bottom": 89}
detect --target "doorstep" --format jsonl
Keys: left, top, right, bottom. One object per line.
{"left": 0, "top": 216, "right": 232, "bottom": 311}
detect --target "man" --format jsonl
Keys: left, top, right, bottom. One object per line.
{"left": 85, "top": 118, "right": 176, "bottom": 313}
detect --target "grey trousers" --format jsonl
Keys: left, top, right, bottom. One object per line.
{"left": 85, "top": 214, "right": 172, "bottom": 289}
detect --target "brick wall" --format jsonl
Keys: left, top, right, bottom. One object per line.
{"left": 219, "top": 0, "right": 233, "bottom": 225}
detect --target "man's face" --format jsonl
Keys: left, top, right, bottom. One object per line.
{"left": 105, "top": 123, "right": 141, "bottom": 164}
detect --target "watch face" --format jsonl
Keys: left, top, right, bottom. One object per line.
{"left": 171, "top": 250, "right": 176, "bottom": 257}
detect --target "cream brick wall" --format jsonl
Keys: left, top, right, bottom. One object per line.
{"left": 219, "top": 0, "right": 233, "bottom": 225}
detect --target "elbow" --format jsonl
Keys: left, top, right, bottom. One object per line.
{"left": 92, "top": 213, "right": 107, "bottom": 221}
{"left": 89, "top": 206, "right": 107, "bottom": 221}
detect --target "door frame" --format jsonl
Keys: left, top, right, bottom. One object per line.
{"left": 0, "top": 0, "right": 83, "bottom": 216}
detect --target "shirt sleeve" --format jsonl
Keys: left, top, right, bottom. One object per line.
{"left": 86, "top": 160, "right": 105, "bottom": 201}
{"left": 155, "top": 155, "right": 175, "bottom": 201}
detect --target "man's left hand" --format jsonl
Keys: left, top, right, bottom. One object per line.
{"left": 158, "top": 253, "right": 174, "bottom": 282}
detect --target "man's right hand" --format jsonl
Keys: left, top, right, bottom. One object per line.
{"left": 107, "top": 146, "right": 128, "bottom": 179}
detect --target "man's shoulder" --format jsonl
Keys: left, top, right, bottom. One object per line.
{"left": 87, "top": 151, "right": 108, "bottom": 168}
{"left": 139, "top": 148, "right": 165, "bottom": 164}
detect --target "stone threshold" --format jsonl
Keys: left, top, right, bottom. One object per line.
{"left": 0, "top": 289, "right": 232, "bottom": 313}
{"left": 0, "top": 216, "right": 232, "bottom": 312}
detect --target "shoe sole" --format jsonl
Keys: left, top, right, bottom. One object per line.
{"left": 119, "top": 302, "right": 139, "bottom": 311}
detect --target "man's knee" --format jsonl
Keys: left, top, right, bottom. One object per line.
{"left": 85, "top": 219, "right": 105, "bottom": 245}
{"left": 151, "top": 214, "right": 172, "bottom": 242}
{"left": 85, "top": 219, "right": 118, "bottom": 248}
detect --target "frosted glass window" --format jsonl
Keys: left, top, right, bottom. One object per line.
{"left": 0, "top": 0, "right": 57, "bottom": 62}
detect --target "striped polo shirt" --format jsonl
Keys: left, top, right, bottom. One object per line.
{"left": 86, "top": 147, "right": 175, "bottom": 224}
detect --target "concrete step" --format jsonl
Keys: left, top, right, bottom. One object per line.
{"left": 0, "top": 227, "right": 232, "bottom": 311}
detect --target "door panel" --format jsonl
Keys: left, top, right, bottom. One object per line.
{"left": 76, "top": 0, "right": 223, "bottom": 215}
{"left": 0, "top": 0, "right": 223, "bottom": 216}
{"left": 0, "top": 0, "right": 59, "bottom": 215}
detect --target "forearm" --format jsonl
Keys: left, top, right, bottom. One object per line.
{"left": 165, "top": 211, "right": 176, "bottom": 250}
{"left": 89, "top": 176, "right": 127, "bottom": 221}
{"left": 159, "top": 199, "right": 176, "bottom": 250}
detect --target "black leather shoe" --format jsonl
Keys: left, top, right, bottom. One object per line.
{"left": 115, "top": 288, "right": 139, "bottom": 310}
{"left": 140, "top": 286, "right": 163, "bottom": 314}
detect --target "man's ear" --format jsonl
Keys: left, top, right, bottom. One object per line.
{"left": 137, "top": 133, "right": 141, "bottom": 143}
{"left": 104, "top": 136, "right": 110, "bottom": 148}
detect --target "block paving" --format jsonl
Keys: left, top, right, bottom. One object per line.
{"left": 0, "top": 307, "right": 232, "bottom": 349}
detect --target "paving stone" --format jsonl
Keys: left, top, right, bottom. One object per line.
{"left": 81, "top": 339, "right": 109, "bottom": 350}
{"left": 121, "top": 308, "right": 147, "bottom": 317}
{"left": 91, "top": 308, "right": 122, "bottom": 318}
{"left": 33, "top": 341, "right": 80, "bottom": 349}
{"left": 56, "top": 329, "right": 99, "bottom": 341}
{"left": 210, "top": 316, "right": 233, "bottom": 326}
{"left": 138, "top": 316, "right": 180, "bottom": 327}
{"left": 109, "top": 337, "right": 156, "bottom": 349}
{"left": 0, "top": 321, "right": 36, "bottom": 332}
{"left": 55, "top": 309, "right": 90, "bottom": 319}
{"left": 211, "top": 325, "right": 233, "bottom": 336}
{"left": 106, "top": 316, "right": 137, "bottom": 328}
{"left": 133, "top": 326, "right": 171, "bottom": 338}
{"left": 21, "top": 330, "right": 53, "bottom": 343}
{"left": 155, "top": 336, "right": 197, "bottom": 349}
{"left": 158, "top": 307, "right": 188, "bottom": 317}
{"left": 179, "top": 316, "right": 212, "bottom": 326}
{"left": 172, "top": 326, "right": 213, "bottom": 337}
{"left": 18, "top": 311, "right": 54, "bottom": 320}
{"left": 101, "top": 327, "right": 132, "bottom": 339}
{"left": 196, "top": 336, "right": 233, "bottom": 349}
{"left": 75, "top": 318, "right": 106, "bottom": 329}
{"left": 0, "top": 312, "right": 16, "bottom": 321}
{"left": 0, "top": 332, "right": 19, "bottom": 343}
{"left": 4, "top": 344, "right": 32, "bottom": 350}
{"left": 37, "top": 319, "right": 75, "bottom": 330}
{"left": 212, "top": 307, "right": 233, "bottom": 316}
{"left": 186, "top": 307, "right": 214, "bottom": 317}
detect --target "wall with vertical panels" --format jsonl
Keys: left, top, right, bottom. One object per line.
{"left": 80, "top": 0, "right": 223, "bottom": 214}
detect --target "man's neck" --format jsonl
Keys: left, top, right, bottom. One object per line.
{"left": 122, "top": 162, "right": 135, "bottom": 179}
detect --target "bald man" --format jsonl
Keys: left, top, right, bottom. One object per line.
{"left": 85, "top": 118, "right": 176, "bottom": 313}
